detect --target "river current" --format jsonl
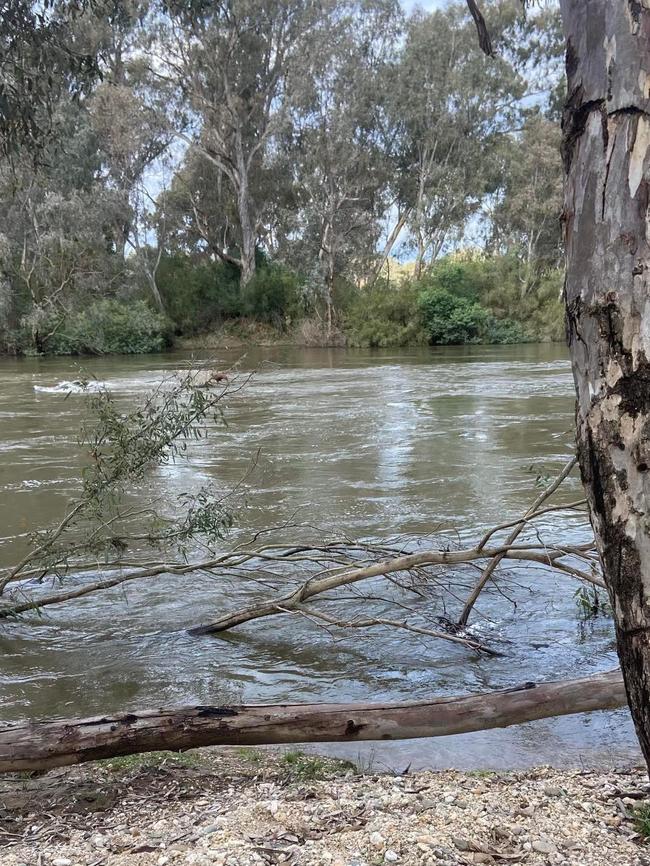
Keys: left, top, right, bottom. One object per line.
{"left": 0, "top": 344, "right": 640, "bottom": 769}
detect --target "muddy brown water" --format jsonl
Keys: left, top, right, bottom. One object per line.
{"left": 0, "top": 344, "right": 640, "bottom": 770}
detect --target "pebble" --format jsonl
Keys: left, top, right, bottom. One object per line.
{"left": 3, "top": 763, "right": 647, "bottom": 866}
{"left": 533, "top": 838, "right": 556, "bottom": 854}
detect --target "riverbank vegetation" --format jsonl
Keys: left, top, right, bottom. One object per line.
{"left": 0, "top": 0, "right": 564, "bottom": 355}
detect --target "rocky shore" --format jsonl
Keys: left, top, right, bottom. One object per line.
{"left": 1, "top": 749, "right": 648, "bottom": 866}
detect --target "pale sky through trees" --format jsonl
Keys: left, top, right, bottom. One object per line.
{"left": 402, "top": 0, "right": 447, "bottom": 10}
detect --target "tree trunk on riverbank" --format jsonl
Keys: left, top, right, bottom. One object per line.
{"left": 559, "top": 1, "right": 650, "bottom": 768}
{"left": 0, "top": 671, "right": 626, "bottom": 773}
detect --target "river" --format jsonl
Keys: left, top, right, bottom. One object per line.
{"left": 0, "top": 344, "right": 640, "bottom": 770}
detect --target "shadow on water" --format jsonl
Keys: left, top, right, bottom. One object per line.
{"left": 0, "top": 344, "right": 641, "bottom": 769}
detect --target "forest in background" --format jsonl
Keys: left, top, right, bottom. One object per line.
{"left": 0, "top": 0, "right": 566, "bottom": 355}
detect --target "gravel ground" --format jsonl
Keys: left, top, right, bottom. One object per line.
{"left": 1, "top": 749, "right": 649, "bottom": 866}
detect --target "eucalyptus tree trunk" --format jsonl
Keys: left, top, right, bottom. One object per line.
{"left": 235, "top": 137, "right": 257, "bottom": 289}
{"left": 560, "top": 0, "right": 650, "bottom": 766}
{"left": 237, "top": 180, "right": 257, "bottom": 288}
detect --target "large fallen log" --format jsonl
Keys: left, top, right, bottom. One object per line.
{"left": 0, "top": 670, "right": 627, "bottom": 773}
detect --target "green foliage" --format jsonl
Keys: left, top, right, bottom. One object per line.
{"left": 412, "top": 254, "right": 563, "bottom": 345}
{"left": 157, "top": 255, "right": 300, "bottom": 334}
{"left": 425, "top": 257, "right": 491, "bottom": 302}
{"left": 344, "top": 281, "right": 427, "bottom": 348}
{"left": 634, "top": 803, "right": 650, "bottom": 839}
{"left": 477, "top": 254, "right": 565, "bottom": 342}
{"left": 343, "top": 254, "right": 558, "bottom": 348}
{"left": 240, "top": 264, "right": 301, "bottom": 325}
{"left": 418, "top": 286, "right": 489, "bottom": 345}
{"left": 280, "top": 750, "right": 356, "bottom": 781}
{"left": 23, "top": 299, "right": 170, "bottom": 356}
{"left": 484, "top": 316, "right": 528, "bottom": 345}
{"left": 157, "top": 255, "right": 241, "bottom": 334}
{"left": 574, "top": 585, "right": 612, "bottom": 621}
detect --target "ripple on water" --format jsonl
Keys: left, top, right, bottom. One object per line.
{"left": 0, "top": 345, "right": 638, "bottom": 768}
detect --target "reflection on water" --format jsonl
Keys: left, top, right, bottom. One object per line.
{"left": 0, "top": 344, "right": 640, "bottom": 769}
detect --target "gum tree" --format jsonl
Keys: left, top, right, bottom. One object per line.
{"left": 468, "top": 0, "right": 650, "bottom": 766}
{"left": 559, "top": 1, "right": 650, "bottom": 766}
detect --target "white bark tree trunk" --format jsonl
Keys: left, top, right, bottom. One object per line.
{"left": 235, "top": 137, "right": 257, "bottom": 288}
{"left": 237, "top": 179, "right": 256, "bottom": 288}
{"left": 560, "top": 0, "right": 650, "bottom": 766}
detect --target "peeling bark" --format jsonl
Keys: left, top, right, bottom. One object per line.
{"left": 560, "top": 0, "right": 650, "bottom": 766}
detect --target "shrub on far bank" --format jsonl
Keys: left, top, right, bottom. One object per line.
{"left": 467, "top": 253, "right": 565, "bottom": 342}
{"left": 157, "top": 254, "right": 301, "bottom": 333}
{"left": 344, "top": 281, "right": 427, "bottom": 348}
{"left": 240, "top": 264, "right": 302, "bottom": 325}
{"left": 418, "top": 287, "right": 488, "bottom": 344}
{"left": 417, "top": 285, "right": 530, "bottom": 346}
{"left": 157, "top": 255, "right": 240, "bottom": 334}
{"left": 22, "top": 299, "right": 170, "bottom": 355}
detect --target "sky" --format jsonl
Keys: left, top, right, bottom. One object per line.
{"left": 401, "top": 0, "right": 447, "bottom": 10}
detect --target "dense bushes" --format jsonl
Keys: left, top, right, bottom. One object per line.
{"left": 344, "top": 282, "right": 427, "bottom": 347}
{"left": 157, "top": 255, "right": 301, "bottom": 332}
{"left": 157, "top": 256, "right": 241, "bottom": 333}
{"left": 418, "top": 287, "right": 488, "bottom": 344}
{"left": 416, "top": 280, "right": 529, "bottom": 346}
{"left": 21, "top": 299, "right": 170, "bottom": 355}
{"left": 343, "top": 254, "right": 551, "bottom": 348}
{"left": 5, "top": 250, "right": 564, "bottom": 355}
{"left": 239, "top": 264, "right": 302, "bottom": 324}
{"left": 413, "top": 254, "right": 562, "bottom": 346}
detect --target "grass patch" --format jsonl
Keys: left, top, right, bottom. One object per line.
{"left": 100, "top": 750, "right": 203, "bottom": 773}
{"left": 634, "top": 803, "right": 650, "bottom": 837}
{"left": 280, "top": 750, "right": 356, "bottom": 782}
{"left": 235, "top": 746, "right": 266, "bottom": 766}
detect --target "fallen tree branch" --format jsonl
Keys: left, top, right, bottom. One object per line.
{"left": 0, "top": 670, "right": 625, "bottom": 773}
{"left": 188, "top": 540, "right": 603, "bottom": 637}
{"left": 457, "top": 456, "right": 579, "bottom": 629}
{"left": 0, "top": 537, "right": 601, "bottom": 623}
{"left": 289, "top": 605, "right": 503, "bottom": 655}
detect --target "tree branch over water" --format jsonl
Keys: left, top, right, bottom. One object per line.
{"left": 0, "top": 377, "right": 600, "bottom": 660}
